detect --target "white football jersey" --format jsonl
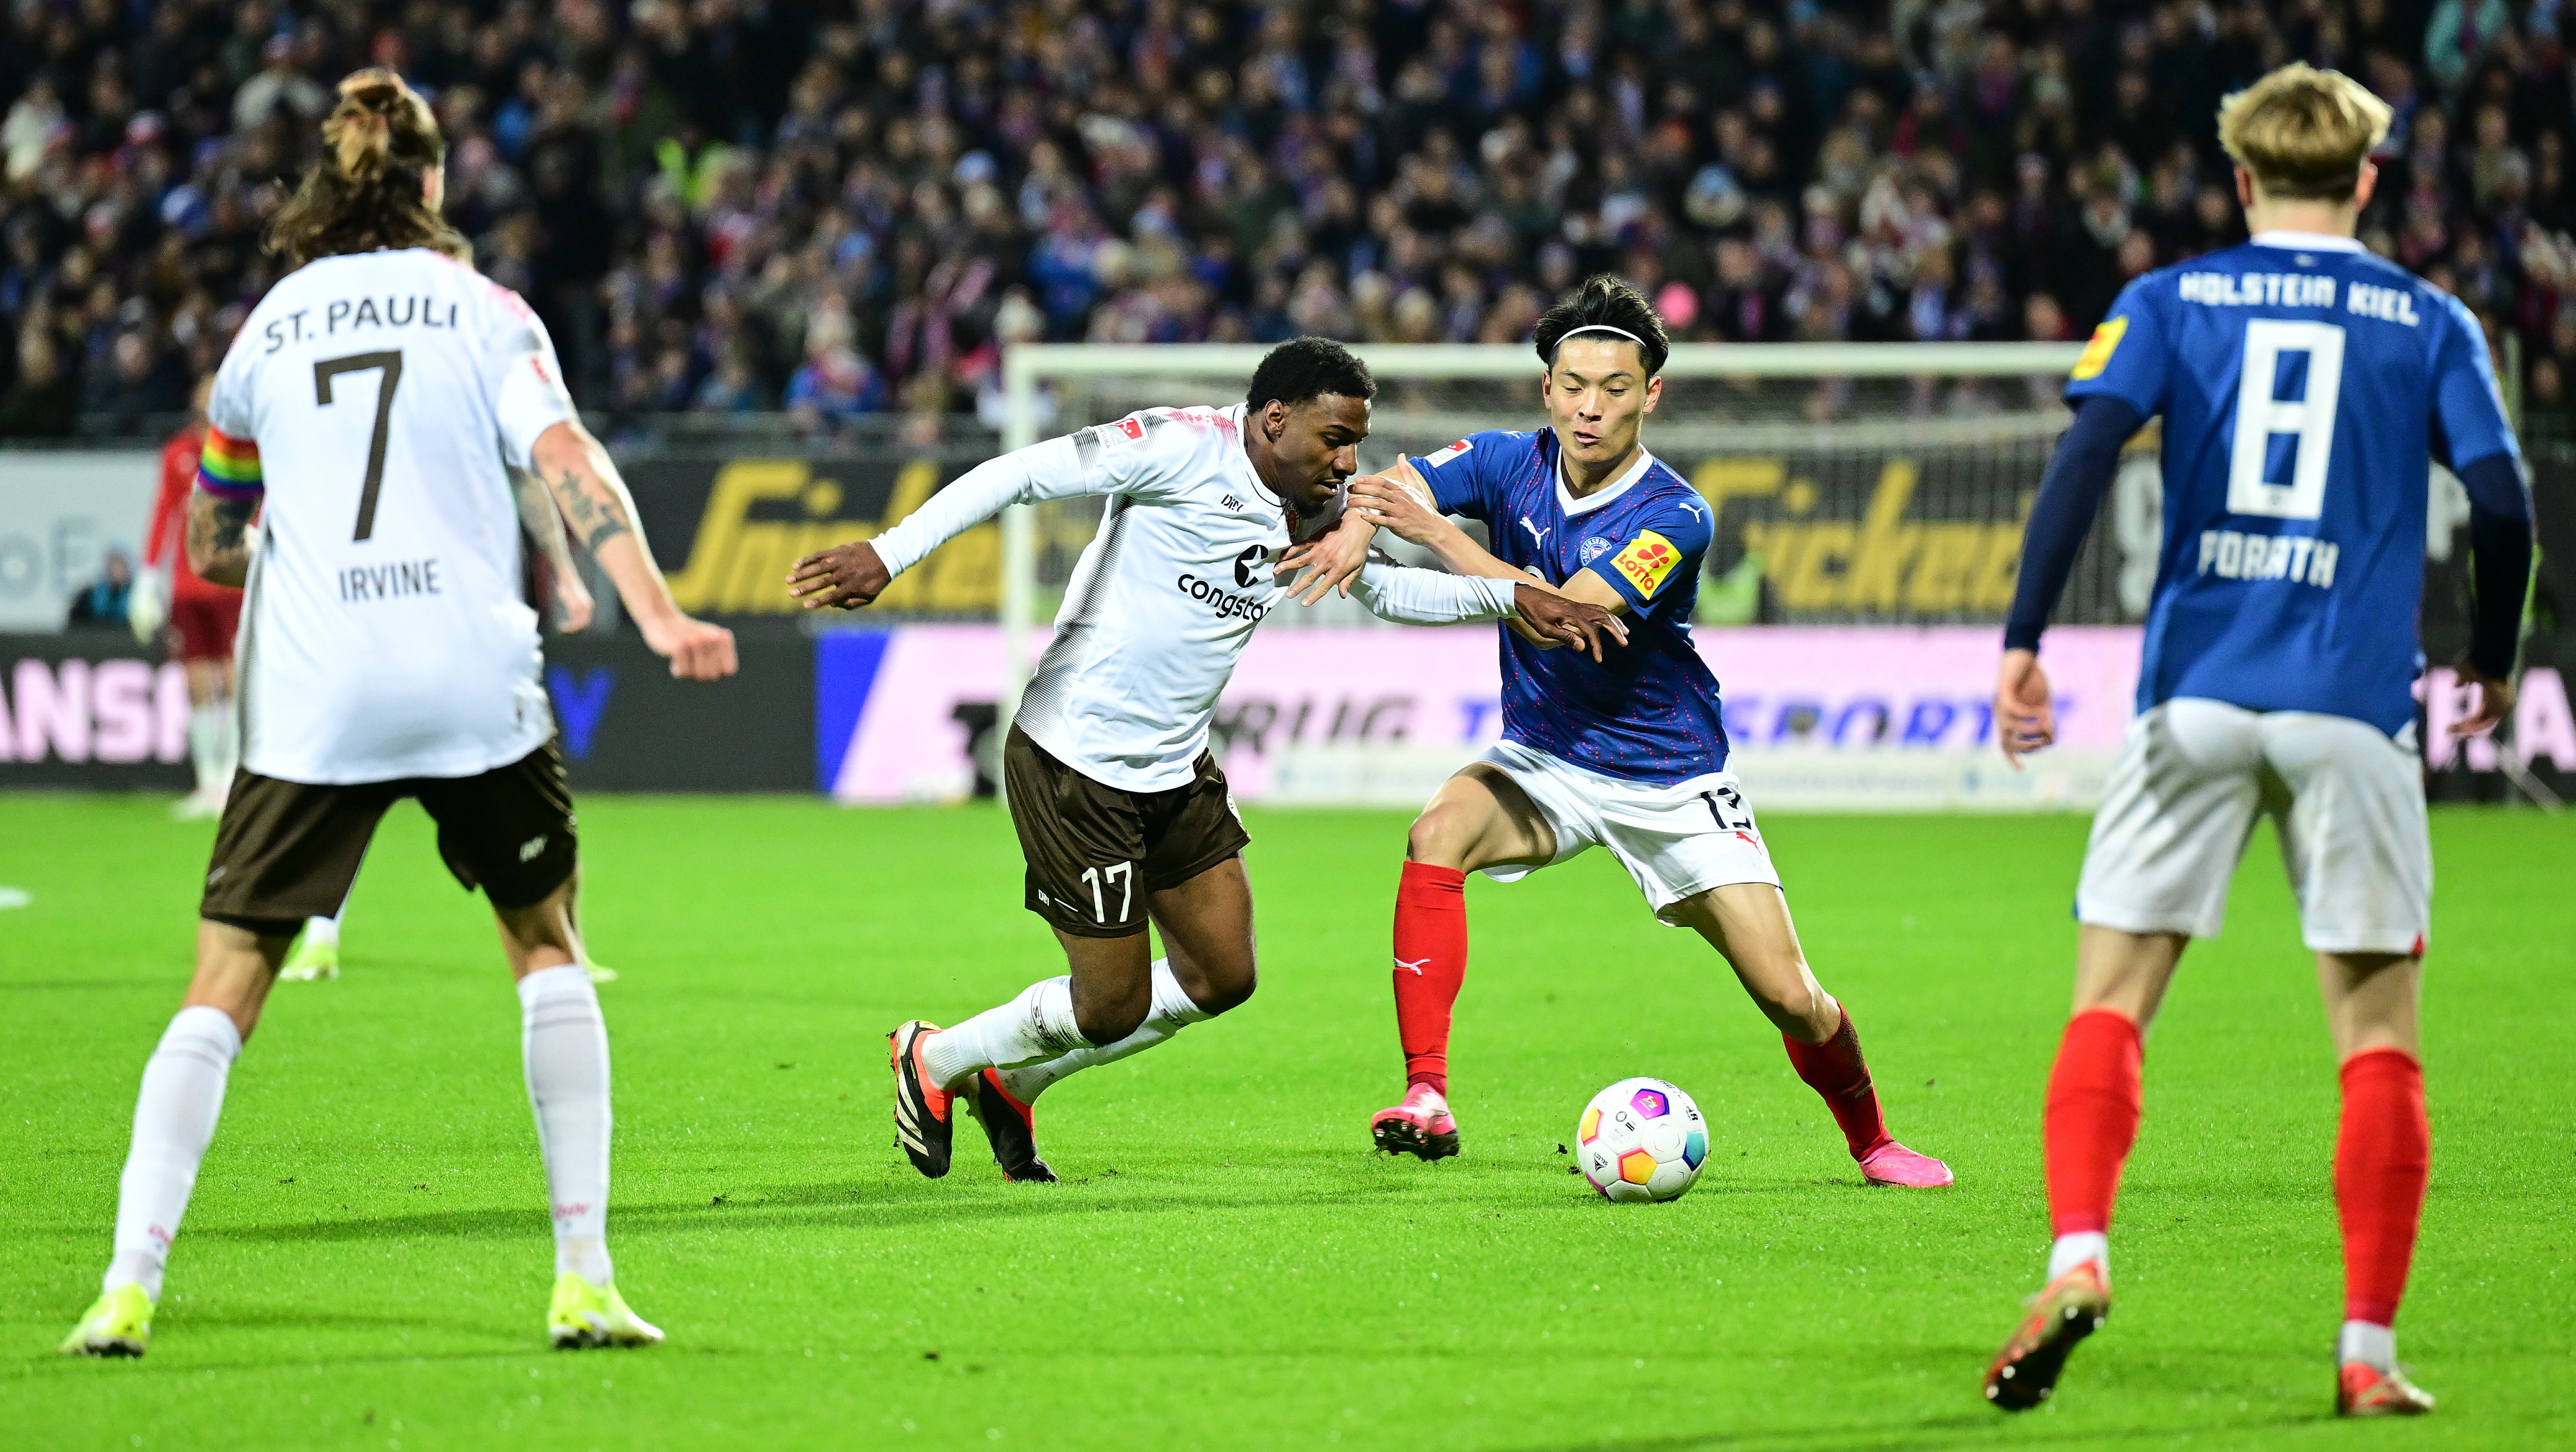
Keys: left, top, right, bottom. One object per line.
{"left": 1022, "top": 405, "right": 1345, "bottom": 791}
{"left": 872, "top": 404, "right": 1338, "bottom": 792}
{"left": 208, "top": 247, "right": 578, "bottom": 784}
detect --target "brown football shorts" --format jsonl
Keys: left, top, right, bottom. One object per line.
{"left": 198, "top": 741, "right": 578, "bottom": 935}
{"left": 1003, "top": 725, "right": 1249, "bottom": 938}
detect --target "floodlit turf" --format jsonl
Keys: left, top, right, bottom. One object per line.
{"left": 2, "top": 795, "right": 2569, "bottom": 1451}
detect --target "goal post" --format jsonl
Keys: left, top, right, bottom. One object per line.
{"left": 995, "top": 339, "right": 2089, "bottom": 711}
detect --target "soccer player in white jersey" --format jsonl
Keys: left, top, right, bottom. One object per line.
{"left": 1979, "top": 66, "right": 2535, "bottom": 1416}
{"left": 1326, "top": 277, "right": 1952, "bottom": 1190}
{"left": 59, "top": 71, "right": 738, "bottom": 1359}
{"left": 788, "top": 339, "right": 1622, "bottom": 1181}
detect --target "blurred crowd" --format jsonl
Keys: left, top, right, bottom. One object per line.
{"left": 7, "top": 0, "right": 2576, "bottom": 437}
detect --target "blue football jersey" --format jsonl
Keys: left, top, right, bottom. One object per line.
{"left": 2067, "top": 232, "right": 2519, "bottom": 736}
{"left": 1415, "top": 430, "right": 1728, "bottom": 783}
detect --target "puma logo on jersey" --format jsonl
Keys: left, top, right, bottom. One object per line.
{"left": 1520, "top": 516, "right": 1550, "bottom": 548}
{"left": 1395, "top": 957, "right": 1430, "bottom": 975}
{"left": 519, "top": 834, "right": 548, "bottom": 862}
{"left": 1679, "top": 500, "right": 1704, "bottom": 522}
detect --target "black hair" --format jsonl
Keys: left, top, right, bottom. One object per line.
{"left": 1246, "top": 336, "right": 1377, "bottom": 412}
{"left": 1533, "top": 275, "right": 1671, "bottom": 378}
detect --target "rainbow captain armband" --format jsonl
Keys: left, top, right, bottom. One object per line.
{"left": 196, "top": 428, "right": 263, "bottom": 499}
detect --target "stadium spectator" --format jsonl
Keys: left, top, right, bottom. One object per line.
{"left": 3, "top": 0, "right": 2573, "bottom": 433}
{"left": 67, "top": 550, "right": 135, "bottom": 630}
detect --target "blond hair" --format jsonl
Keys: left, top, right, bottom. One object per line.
{"left": 2217, "top": 63, "right": 2394, "bottom": 202}
{"left": 268, "top": 69, "right": 469, "bottom": 268}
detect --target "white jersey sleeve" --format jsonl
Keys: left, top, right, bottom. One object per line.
{"left": 1352, "top": 561, "right": 1520, "bottom": 624}
{"left": 869, "top": 409, "right": 1214, "bottom": 577}
{"left": 480, "top": 286, "right": 578, "bottom": 470}
{"left": 206, "top": 323, "right": 259, "bottom": 443}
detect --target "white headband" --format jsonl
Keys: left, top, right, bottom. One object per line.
{"left": 1550, "top": 323, "right": 1654, "bottom": 367}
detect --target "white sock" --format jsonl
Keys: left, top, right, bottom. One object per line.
{"left": 2047, "top": 1231, "right": 2110, "bottom": 1284}
{"left": 997, "top": 959, "right": 1216, "bottom": 1104}
{"left": 211, "top": 701, "right": 239, "bottom": 783}
{"left": 304, "top": 913, "right": 341, "bottom": 946}
{"left": 104, "top": 1006, "right": 242, "bottom": 1299}
{"left": 519, "top": 964, "right": 613, "bottom": 1284}
{"left": 2338, "top": 1319, "right": 2396, "bottom": 1370}
{"left": 920, "top": 974, "right": 1090, "bottom": 1089}
{"left": 187, "top": 705, "right": 224, "bottom": 794}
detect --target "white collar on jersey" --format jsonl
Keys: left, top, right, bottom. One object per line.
{"left": 1557, "top": 445, "right": 1658, "bottom": 517}
{"left": 2250, "top": 229, "right": 2367, "bottom": 253}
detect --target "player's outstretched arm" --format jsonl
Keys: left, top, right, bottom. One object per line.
{"left": 789, "top": 435, "right": 1093, "bottom": 609}
{"left": 183, "top": 489, "right": 258, "bottom": 588}
{"left": 511, "top": 466, "right": 593, "bottom": 632}
{"left": 527, "top": 420, "right": 736, "bottom": 680}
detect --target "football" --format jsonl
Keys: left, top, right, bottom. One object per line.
{"left": 1575, "top": 1077, "right": 1709, "bottom": 1203}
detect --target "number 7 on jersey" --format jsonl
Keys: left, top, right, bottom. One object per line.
{"left": 313, "top": 350, "right": 406, "bottom": 541}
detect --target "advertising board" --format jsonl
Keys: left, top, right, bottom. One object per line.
{"left": 817, "top": 625, "right": 2145, "bottom": 811}
{"left": 0, "top": 453, "right": 159, "bottom": 632}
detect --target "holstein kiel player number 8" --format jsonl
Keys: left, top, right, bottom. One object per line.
{"left": 1577, "top": 1077, "right": 1709, "bottom": 1203}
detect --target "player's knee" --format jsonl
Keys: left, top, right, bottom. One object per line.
{"left": 1200, "top": 961, "right": 1257, "bottom": 1015}
{"left": 1405, "top": 809, "right": 1470, "bottom": 868}
{"left": 1075, "top": 995, "right": 1150, "bottom": 1046}
{"left": 1759, "top": 972, "right": 1833, "bottom": 1041}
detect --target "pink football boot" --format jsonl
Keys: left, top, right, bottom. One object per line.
{"left": 1859, "top": 1139, "right": 1954, "bottom": 1187}
{"left": 1370, "top": 1084, "right": 1460, "bottom": 1160}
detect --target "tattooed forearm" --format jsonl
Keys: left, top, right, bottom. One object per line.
{"left": 512, "top": 466, "right": 579, "bottom": 570}
{"left": 546, "top": 465, "right": 632, "bottom": 552}
{"left": 186, "top": 490, "right": 257, "bottom": 587}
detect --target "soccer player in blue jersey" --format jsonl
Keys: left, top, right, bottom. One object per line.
{"left": 1979, "top": 66, "right": 2535, "bottom": 1418}
{"left": 1309, "top": 276, "right": 1952, "bottom": 1189}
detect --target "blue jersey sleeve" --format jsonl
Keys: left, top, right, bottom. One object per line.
{"left": 2428, "top": 293, "right": 2520, "bottom": 470}
{"left": 1411, "top": 431, "right": 1523, "bottom": 520}
{"left": 2063, "top": 277, "right": 2169, "bottom": 417}
{"left": 1584, "top": 493, "right": 1714, "bottom": 612}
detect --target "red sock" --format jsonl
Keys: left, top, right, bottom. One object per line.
{"left": 1391, "top": 862, "right": 1468, "bottom": 1093}
{"left": 2337, "top": 1048, "right": 2429, "bottom": 1327}
{"left": 2044, "top": 1009, "right": 2145, "bottom": 1236}
{"left": 1782, "top": 1006, "right": 1889, "bottom": 1159}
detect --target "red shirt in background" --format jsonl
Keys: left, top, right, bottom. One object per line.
{"left": 148, "top": 418, "right": 246, "bottom": 662}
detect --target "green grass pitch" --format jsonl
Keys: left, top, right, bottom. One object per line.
{"left": 2, "top": 796, "right": 2568, "bottom": 1450}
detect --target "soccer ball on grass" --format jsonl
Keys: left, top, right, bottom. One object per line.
{"left": 1576, "top": 1077, "right": 1708, "bottom": 1203}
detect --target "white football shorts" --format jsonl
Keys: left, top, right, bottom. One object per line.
{"left": 1472, "top": 738, "right": 1781, "bottom": 923}
{"left": 2077, "top": 698, "right": 2431, "bottom": 955}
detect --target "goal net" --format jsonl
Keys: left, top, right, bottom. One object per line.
{"left": 999, "top": 341, "right": 2109, "bottom": 642}
{"left": 970, "top": 340, "right": 2141, "bottom": 811}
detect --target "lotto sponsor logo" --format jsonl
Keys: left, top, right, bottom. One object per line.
{"left": 1175, "top": 573, "right": 1270, "bottom": 621}
{"left": 2070, "top": 316, "right": 2127, "bottom": 381}
{"left": 1610, "top": 529, "right": 1683, "bottom": 597}
{"left": 2178, "top": 272, "right": 2338, "bottom": 308}
{"left": 2197, "top": 529, "right": 2339, "bottom": 587}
